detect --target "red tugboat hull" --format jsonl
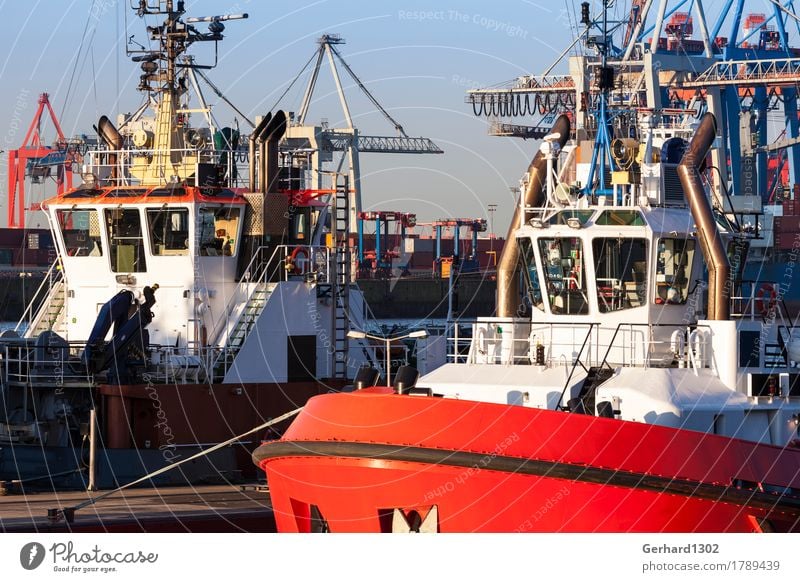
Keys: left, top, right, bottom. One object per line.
{"left": 254, "top": 389, "right": 800, "bottom": 532}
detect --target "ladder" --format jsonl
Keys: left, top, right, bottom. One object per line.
{"left": 332, "top": 175, "right": 351, "bottom": 380}
{"left": 30, "top": 280, "right": 66, "bottom": 337}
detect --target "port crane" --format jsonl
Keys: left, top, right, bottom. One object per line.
{"left": 7, "top": 93, "right": 79, "bottom": 228}
{"left": 466, "top": 1, "right": 800, "bottom": 219}
{"left": 275, "top": 34, "right": 442, "bottom": 228}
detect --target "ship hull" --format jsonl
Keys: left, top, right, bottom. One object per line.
{"left": 1, "top": 380, "right": 337, "bottom": 491}
{"left": 254, "top": 389, "right": 800, "bottom": 532}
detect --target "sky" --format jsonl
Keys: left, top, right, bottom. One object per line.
{"left": 0, "top": 0, "right": 778, "bottom": 230}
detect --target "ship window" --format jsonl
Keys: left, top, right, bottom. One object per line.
{"left": 596, "top": 210, "right": 645, "bottom": 226}
{"left": 199, "top": 207, "right": 240, "bottom": 256}
{"left": 147, "top": 208, "right": 189, "bottom": 256}
{"left": 538, "top": 238, "right": 589, "bottom": 315}
{"left": 105, "top": 208, "right": 147, "bottom": 272}
{"left": 655, "top": 238, "right": 696, "bottom": 305}
{"left": 518, "top": 238, "right": 543, "bottom": 310}
{"left": 548, "top": 209, "right": 594, "bottom": 226}
{"left": 56, "top": 209, "right": 103, "bottom": 257}
{"left": 290, "top": 210, "right": 309, "bottom": 243}
{"left": 592, "top": 238, "right": 647, "bottom": 312}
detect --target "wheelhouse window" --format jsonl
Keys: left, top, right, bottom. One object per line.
{"left": 592, "top": 238, "right": 647, "bottom": 312}
{"left": 538, "top": 238, "right": 589, "bottom": 315}
{"left": 105, "top": 208, "right": 147, "bottom": 272}
{"left": 655, "top": 238, "right": 696, "bottom": 305}
{"left": 596, "top": 210, "right": 645, "bottom": 226}
{"left": 56, "top": 209, "right": 102, "bottom": 256}
{"left": 147, "top": 208, "right": 189, "bottom": 256}
{"left": 518, "top": 238, "right": 543, "bottom": 310}
{"left": 199, "top": 207, "right": 240, "bottom": 256}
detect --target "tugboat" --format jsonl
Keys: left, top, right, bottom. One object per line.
{"left": 0, "top": 1, "right": 379, "bottom": 490}
{"left": 254, "top": 2, "right": 800, "bottom": 532}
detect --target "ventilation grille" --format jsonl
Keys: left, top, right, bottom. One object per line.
{"left": 661, "top": 163, "right": 687, "bottom": 206}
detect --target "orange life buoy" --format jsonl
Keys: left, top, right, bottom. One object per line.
{"left": 755, "top": 283, "right": 777, "bottom": 316}
{"left": 289, "top": 246, "right": 310, "bottom": 275}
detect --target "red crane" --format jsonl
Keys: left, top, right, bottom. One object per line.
{"left": 7, "top": 93, "right": 75, "bottom": 228}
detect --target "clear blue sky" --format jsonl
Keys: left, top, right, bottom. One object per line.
{"left": 0, "top": 0, "right": 762, "bottom": 230}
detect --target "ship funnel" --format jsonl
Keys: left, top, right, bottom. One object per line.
{"left": 97, "top": 115, "right": 123, "bottom": 181}
{"left": 497, "top": 114, "right": 571, "bottom": 318}
{"left": 260, "top": 110, "right": 287, "bottom": 195}
{"left": 677, "top": 112, "right": 730, "bottom": 320}
{"left": 249, "top": 113, "right": 272, "bottom": 191}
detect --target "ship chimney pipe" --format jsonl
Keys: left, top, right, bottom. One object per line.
{"left": 677, "top": 112, "right": 730, "bottom": 320}
{"left": 97, "top": 116, "right": 123, "bottom": 182}
{"left": 496, "top": 114, "right": 571, "bottom": 318}
{"left": 261, "top": 110, "right": 287, "bottom": 195}
{"left": 249, "top": 113, "right": 272, "bottom": 191}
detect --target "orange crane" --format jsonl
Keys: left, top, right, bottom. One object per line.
{"left": 7, "top": 93, "right": 76, "bottom": 228}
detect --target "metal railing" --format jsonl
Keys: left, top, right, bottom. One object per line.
{"left": 446, "top": 319, "right": 709, "bottom": 372}
{"left": 595, "top": 322, "right": 712, "bottom": 372}
{"left": 83, "top": 146, "right": 248, "bottom": 188}
{"left": 15, "top": 257, "right": 64, "bottom": 335}
{"left": 208, "top": 244, "right": 334, "bottom": 380}
{"left": 730, "top": 280, "right": 794, "bottom": 326}
{"left": 208, "top": 244, "right": 333, "bottom": 347}
{"left": 2, "top": 342, "right": 93, "bottom": 387}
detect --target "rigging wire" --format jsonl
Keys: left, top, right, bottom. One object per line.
{"left": 60, "top": 0, "right": 98, "bottom": 119}
{"left": 268, "top": 50, "right": 320, "bottom": 114}
{"left": 194, "top": 69, "right": 255, "bottom": 128}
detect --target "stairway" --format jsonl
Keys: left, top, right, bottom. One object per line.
{"left": 29, "top": 281, "right": 66, "bottom": 337}
{"left": 574, "top": 366, "right": 614, "bottom": 415}
{"left": 213, "top": 281, "right": 274, "bottom": 379}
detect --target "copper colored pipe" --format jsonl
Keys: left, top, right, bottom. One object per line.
{"left": 677, "top": 112, "right": 730, "bottom": 320}
{"left": 262, "top": 110, "right": 287, "bottom": 195}
{"left": 249, "top": 113, "right": 272, "bottom": 191}
{"left": 496, "top": 114, "right": 571, "bottom": 318}
{"left": 98, "top": 116, "right": 123, "bottom": 182}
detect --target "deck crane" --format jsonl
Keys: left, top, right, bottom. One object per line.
{"left": 7, "top": 93, "right": 78, "bottom": 228}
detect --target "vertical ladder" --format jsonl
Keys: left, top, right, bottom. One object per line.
{"left": 332, "top": 175, "right": 351, "bottom": 380}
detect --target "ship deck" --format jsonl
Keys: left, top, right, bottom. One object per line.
{"left": 0, "top": 484, "right": 276, "bottom": 532}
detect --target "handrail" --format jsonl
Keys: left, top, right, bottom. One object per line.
{"left": 208, "top": 244, "right": 334, "bottom": 378}
{"left": 596, "top": 322, "right": 711, "bottom": 372}
{"left": 85, "top": 146, "right": 247, "bottom": 189}
{"left": 15, "top": 257, "right": 63, "bottom": 334}
{"left": 207, "top": 245, "right": 274, "bottom": 345}
{"left": 555, "top": 323, "right": 597, "bottom": 410}
{"left": 209, "top": 246, "right": 285, "bottom": 375}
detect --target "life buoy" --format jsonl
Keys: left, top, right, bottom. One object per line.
{"left": 288, "top": 246, "right": 310, "bottom": 275}
{"left": 476, "top": 327, "right": 487, "bottom": 355}
{"left": 755, "top": 283, "right": 777, "bottom": 316}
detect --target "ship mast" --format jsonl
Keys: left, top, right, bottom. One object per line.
{"left": 126, "top": 1, "right": 247, "bottom": 185}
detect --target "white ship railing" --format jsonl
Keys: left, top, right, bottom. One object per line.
{"left": 208, "top": 244, "right": 333, "bottom": 347}
{"left": 447, "top": 320, "right": 711, "bottom": 372}
{"left": 207, "top": 243, "right": 337, "bottom": 380}
{"left": 15, "top": 257, "right": 65, "bottom": 336}
{"left": 730, "top": 280, "right": 791, "bottom": 322}
{"left": 1, "top": 342, "right": 93, "bottom": 387}
{"left": 82, "top": 146, "right": 248, "bottom": 189}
